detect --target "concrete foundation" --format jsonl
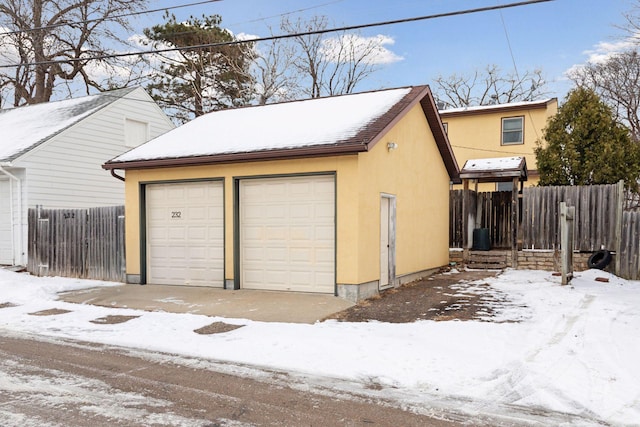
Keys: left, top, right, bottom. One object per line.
{"left": 126, "top": 274, "right": 141, "bottom": 284}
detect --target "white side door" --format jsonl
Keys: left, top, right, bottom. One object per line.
{"left": 380, "top": 194, "right": 396, "bottom": 290}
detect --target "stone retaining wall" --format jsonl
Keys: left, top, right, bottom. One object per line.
{"left": 450, "top": 249, "right": 611, "bottom": 273}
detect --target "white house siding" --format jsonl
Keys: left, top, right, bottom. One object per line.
{"left": 0, "top": 169, "right": 26, "bottom": 265}
{"left": 13, "top": 88, "right": 174, "bottom": 209}
{"left": 0, "top": 177, "right": 11, "bottom": 264}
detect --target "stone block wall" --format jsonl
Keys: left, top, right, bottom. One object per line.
{"left": 450, "top": 249, "right": 611, "bottom": 273}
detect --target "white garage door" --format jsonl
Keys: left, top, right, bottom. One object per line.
{"left": 146, "top": 181, "right": 224, "bottom": 287}
{"left": 0, "top": 179, "right": 12, "bottom": 265}
{"left": 240, "top": 175, "right": 335, "bottom": 293}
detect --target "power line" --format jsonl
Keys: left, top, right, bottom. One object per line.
{"left": 497, "top": 1, "right": 543, "bottom": 141}
{"left": 0, "top": 0, "right": 555, "bottom": 69}
{"left": 0, "top": 0, "right": 224, "bottom": 37}
{"left": 226, "top": 0, "right": 345, "bottom": 27}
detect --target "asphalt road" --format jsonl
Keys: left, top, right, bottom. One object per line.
{"left": 0, "top": 333, "right": 470, "bottom": 427}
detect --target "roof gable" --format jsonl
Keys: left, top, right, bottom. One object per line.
{"left": 0, "top": 87, "right": 136, "bottom": 163}
{"left": 105, "top": 85, "right": 460, "bottom": 182}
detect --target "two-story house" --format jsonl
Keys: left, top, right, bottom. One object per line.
{"left": 440, "top": 98, "right": 558, "bottom": 191}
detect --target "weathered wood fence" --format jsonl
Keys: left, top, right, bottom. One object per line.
{"left": 619, "top": 210, "right": 640, "bottom": 280}
{"left": 521, "top": 184, "right": 619, "bottom": 251}
{"left": 449, "top": 190, "right": 513, "bottom": 248}
{"left": 27, "top": 206, "right": 125, "bottom": 282}
{"left": 450, "top": 182, "right": 640, "bottom": 280}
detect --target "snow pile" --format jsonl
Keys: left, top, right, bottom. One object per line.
{"left": 0, "top": 267, "right": 638, "bottom": 425}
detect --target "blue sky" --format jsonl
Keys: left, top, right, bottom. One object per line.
{"left": 144, "top": 0, "right": 634, "bottom": 101}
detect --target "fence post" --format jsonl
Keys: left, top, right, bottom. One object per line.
{"left": 560, "top": 202, "right": 575, "bottom": 285}
{"left": 560, "top": 202, "right": 576, "bottom": 285}
{"left": 511, "top": 177, "right": 519, "bottom": 268}
{"left": 615, "top": 180, "right": 624, "bottom": 276}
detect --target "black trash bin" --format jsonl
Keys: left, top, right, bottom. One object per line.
{"left": 472, "top": 228, "right": 490, "bottom": 251}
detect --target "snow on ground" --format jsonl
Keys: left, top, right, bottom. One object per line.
{"left": 0, "top": 268, "right": 639, "bottom": 426}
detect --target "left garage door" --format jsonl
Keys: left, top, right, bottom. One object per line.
{"left": 146, "top": 181, "right": 224, "bottom": 287}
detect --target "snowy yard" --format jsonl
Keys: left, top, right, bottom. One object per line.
{"left": 0, "top": 267, "right": 638, "bottom": 426}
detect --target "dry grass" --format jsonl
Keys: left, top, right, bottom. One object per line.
{"left": 28, "top": 308, "right": 72, "bottom": 316}
{"left": 90, "top": 315, "right": 140, "bottom": 325}
{"left": 194, "top": 322, "right": 244, "bottom": 335}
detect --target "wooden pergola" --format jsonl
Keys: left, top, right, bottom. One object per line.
{"left": 459, "top": 157, "right": 528, "bottom": 267}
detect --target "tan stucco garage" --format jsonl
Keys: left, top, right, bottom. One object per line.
{"left": 104, "top": 85, "right": 460, "bottom": 301}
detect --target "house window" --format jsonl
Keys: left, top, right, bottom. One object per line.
{"left": 125, "top": 119, "right": 149, "bottom": 148}
{"left": 501, "top": 116, "right": 524, "bottom": 145}
{"left": 442, "top": 122, "right": 448, "bottom": 134}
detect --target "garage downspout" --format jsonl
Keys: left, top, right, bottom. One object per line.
{"left": 110, "top": 169, "right": 125, "bottom": 182}
{"left": 0, "top": 164, "right": 24, "bottom": 266}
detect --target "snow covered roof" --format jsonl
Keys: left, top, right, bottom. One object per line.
{"left": 0, "top": 87, "right": 137, "bottom": 163}
{"left": 104, "top": 85, "right": 460, "bottom": 182}
{"left": 460, "top": 156, "right": 527, "bottom": 182}
{"left": 439, "top": 98, "right": 556, "bottom": 117}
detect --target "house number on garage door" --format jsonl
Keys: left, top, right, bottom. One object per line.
{"left": 171, "top": 211, "right": 182, "bottom": 219}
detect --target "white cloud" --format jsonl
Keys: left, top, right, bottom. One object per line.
{"left": 564, "top": 32, "right": 640, "bottom": 81}
{"left": 321, "top": 34, "right": 403, "bottom": 65}
{"left": 582, "top": 32, "right": 640, "bottom": 64}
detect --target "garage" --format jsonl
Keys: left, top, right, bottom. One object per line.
{"left": 146, "top": 180, "right": 224, "bottom": 287}
{"left": 239, "top": 175, "right": 335, "bottom": 293}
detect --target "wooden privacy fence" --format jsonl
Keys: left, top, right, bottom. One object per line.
{"left": 619, "top": 210, "right": 640, "bottom": 280}
{"left": 449, "top": 190, "right": 513, "bottom": 249}
{"left": 450, "top": 182, "right": 640, "bottom": 280}
{"left": 521, "top": 184, "right": 620, "bottom": 251}
{"left": 28, "top": 206, "right": 125, "bottom": 282}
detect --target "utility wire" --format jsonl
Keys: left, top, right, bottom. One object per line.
{"left": 0, "top": 0, "right": 554, "bottom": 69}
{"left": 227, "top": 0, "right": 344, "bottom": 27}
{"left": 0, "top": 0, "right": 224, "bottom": 37}
{"left": 497, "top": 1, "right": 543, "bottom": 141}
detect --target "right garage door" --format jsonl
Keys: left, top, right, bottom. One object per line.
{"left": 240, "top": 175, "right": 335, "bottom": 293}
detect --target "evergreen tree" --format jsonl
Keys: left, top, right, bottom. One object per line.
{"left": 535, "top": 87, "right": 640, "bottom": 191}
{"left": 143, "top": 13, "right": 254, "bottom": 123}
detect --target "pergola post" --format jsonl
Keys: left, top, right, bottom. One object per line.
{"left": 511, "top": 176, "right": 519, "bottom": 268}
{"left": 462, "top": 178, "right": 470, "bottom": 264}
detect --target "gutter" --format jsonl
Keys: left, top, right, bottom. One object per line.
{"left": 0, "top": 164, "right": 24, "bottom": 266}
{"left": 110, "top": 169, "right": 125, "bottom": 182}
{"left": 102, "top": 143, "right": 369, "bottom": 171}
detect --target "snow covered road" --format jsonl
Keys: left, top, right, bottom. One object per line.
{"left": 0, "top": 267, "right": 638, "bottom": 425}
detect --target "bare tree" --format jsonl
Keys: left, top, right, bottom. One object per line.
{"left": 570, "top": 50, "right": 640, "bottom": 141}
{"left": 0, "top": 0, "right": 147, "bottom": 106}
{"left": 619, "top": 0, "right": 640, "bottom": 40}
{"left": 277, "top": 15, "right": 397, "bottom": 99}
{"left": 432, "top": 65, "right": 548, "bottom": 109}
{"left": 251, "top": 28, "right": 301, "bottom": 105}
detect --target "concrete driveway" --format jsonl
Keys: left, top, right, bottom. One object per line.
{"left": 58, "top": 284, "right": 354, "bottom": 324}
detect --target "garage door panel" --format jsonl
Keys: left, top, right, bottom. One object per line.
{"left": 290, "top": 204, "right": 311, "bottom": 219}
{"left": 240, "top": 175, "right": 335, "bottom": 293}
{"left": 265, "top": 226, "right": 287, "bottom": 240}
{"left": 146, "top": 181, "right": 224, "bottom": 287}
